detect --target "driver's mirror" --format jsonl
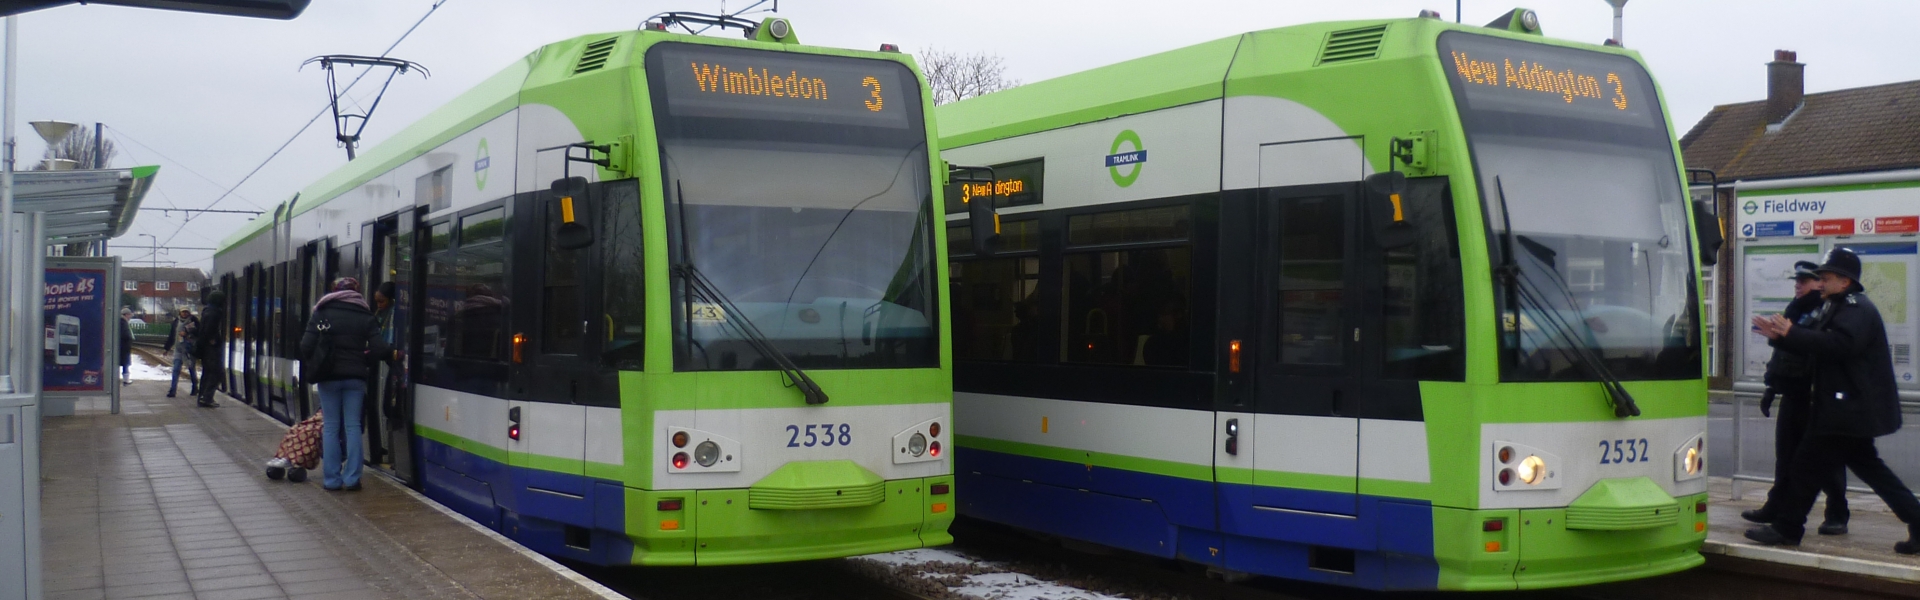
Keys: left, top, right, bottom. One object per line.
{"left": 550, "top": 176, "right": 594, "bottom": 250}
{"left": 1363, "top": 171, "right": 1417, "bottom": 248}
{"left": 968, "top": 193, "right": 1000, "bottom": 256}
{"left": 1691, "top": 199, "right": 1723, "bottom": 267}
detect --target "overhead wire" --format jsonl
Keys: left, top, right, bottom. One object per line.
{"left": 153, "top": 0, "right": 451, "bottom": 251}
{"left": 105, "top": 126, "right": 265, "bottom": 211}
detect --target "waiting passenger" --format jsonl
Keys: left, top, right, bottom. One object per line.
{"left": 164, "top": 308, "right": 199, "bottom": 398}
{"left": 118, "top": 307, "right": 135, "bottom": 385}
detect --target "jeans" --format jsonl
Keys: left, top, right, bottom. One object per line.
{"left": 317, "top": 379, "right": 366, "bottom": 488}
{"left": 168, "top": 342, "right": 197, "bottom": 396}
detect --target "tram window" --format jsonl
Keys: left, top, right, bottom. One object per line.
{"left": 1061, "top": 247, "right": 1192, "bottom": 367}
{"left": 422, "top": 220, "right": 457, "bottom": 380}
{"left": 1378, "top": 179, "right": 1465, "bottom": 380}
{"left": 1278, "top": 196, "right": 1345, "bottom": 366}
{"left": 949, "top": 256, "right": 1042, "bottom": 362}
{"left": 948, "top": 218, "right": 1039, "bottom": 257}
{"left": 600, "top": 180, "right": 645, "bottom": 370}
{"left": 1067, "top": 205, "right": 1189, "bottom": 247}
{"left": 451, "top": 208, "right": 509, "bottom": 362}
{"left": 543, "top": 198, "right": 585, "bottom": 355}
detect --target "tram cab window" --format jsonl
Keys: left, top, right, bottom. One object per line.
{"left": 600, "top": 181, "right": 646, "bottom": 370}
{"left": 1377, "top": 178, "right": 1465, "bottom": 380}
{"left": 1061, "top": 205, "right": 1193, "bottom": 367}
{"left": 949, "top": 219, "right": 1041, "bottom": 362}
{"left": 543, "top": 199, "right": 585, "bottom": 355}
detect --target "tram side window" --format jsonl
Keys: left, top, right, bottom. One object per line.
{"left": 1061, "top": 205, "right": 1192, "bottom": 367}
{"left": 601, "top": 180, "right": 645, "bottom": 370}
{"left": 451, "top": 207, "right": 509, "bottom": 362}
{"left": 1378, "top": 178, "right": 1465, "bottom": 380}
{"left": 949, "top": 220, "right": 1042, "bottom": 362}
{"left": 543, "top": 200, "right": 585, "bottom": 356}
{"left": 1278, "top": 196, "right": 1345, "bottom": 366}
{"left": 421, "top": 220, "right": 456, "bottom": 383}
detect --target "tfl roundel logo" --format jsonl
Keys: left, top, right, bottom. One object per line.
{"left": 1105, "top": 129, "right": 1147, "bottom": 188}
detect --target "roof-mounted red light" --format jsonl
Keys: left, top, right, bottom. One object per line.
{"left": 879, "top": 43, "right": 899, "bottom": 52}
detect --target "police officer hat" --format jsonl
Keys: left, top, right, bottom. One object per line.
{"left": 1791, "top": 260, "right": 1819, "bottom": 280}
{"left": 1814, "top": 248, "right": 1864, "bottom": 289}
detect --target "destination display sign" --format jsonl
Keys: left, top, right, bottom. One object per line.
{"left": 1437, "top": 32, "right": 1656, "bottom": 126}
{"left": 944, "top": 158, "right": 1044, "bottom": 214}
{"left": 650, "top": 43, "right": 914, "bottom": 129}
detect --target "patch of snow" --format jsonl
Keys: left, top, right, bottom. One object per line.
{"left": 952, "top": 572, "right": 1127, "bottom": 600}
{"left": 859, "top": 548, "right": 982, "bottom": 567}
{"left": 128, "top": 354, "right": 178, "bottom": 381}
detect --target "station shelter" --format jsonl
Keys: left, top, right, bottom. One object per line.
{"left": 1682, "top": 50, "right": 1920, "bottom": 400}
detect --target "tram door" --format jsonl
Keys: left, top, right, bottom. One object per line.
{"left": 1249, "top": 183, "right": 1363, "bottom": 517}
{"left": 384, "top": 209, "right": 425, "bottom": 484}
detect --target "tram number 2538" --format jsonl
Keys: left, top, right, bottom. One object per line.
{"left": 1598, "top": 438, "right": 1650, "bottom": 464}
{"left": 786, "top": 423, "right": 853, "bottom": 448}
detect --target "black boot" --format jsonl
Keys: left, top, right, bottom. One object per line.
{"left": 1740, "top": 509, "right": 1775, "bottom": 524}
{"left": 1818, "top": 521, "right": 1849, "bottom": 535}
{"left": 1744, "top": 525, "right": 1800, "bottom": 546}
{"left": 1897, "top": 538, "right": 1920, "bottom": 554}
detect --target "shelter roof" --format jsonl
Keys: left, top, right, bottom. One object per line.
{"left": 9, "top": 166, "right": 157, "bottom": 244}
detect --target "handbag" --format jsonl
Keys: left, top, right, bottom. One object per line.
{"left": 304, "top": 318, "right": 334, "bottom": 381}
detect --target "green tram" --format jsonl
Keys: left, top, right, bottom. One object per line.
{"left": 939, "top": 9, "right": 1718, "bottom": 590}
{"left": 210, "top": 16, "right": 955, "bottom": 565}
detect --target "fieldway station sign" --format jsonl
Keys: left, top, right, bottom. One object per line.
{"left": 1737, "top": 185, "right": 1920, "bottom": 238}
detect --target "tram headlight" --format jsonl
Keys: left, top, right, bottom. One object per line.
{"left": 1517, "top": 455, "right": 1547, "bottom": 485}
{"left": 1674, "top": 433, "right": 1707, "bottom": 481}
{"left": 694, "top": 441, "right": 720, "bottom": 467}
{"left": 908, "top": 432, "right": 928, "bottom": 457}
{"left": 1684, "top": 447, "right": 1700, "bottom": 475}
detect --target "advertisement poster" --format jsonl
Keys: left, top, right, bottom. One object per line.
{"left": 1743, "top": 244, "right": 1822, "bottom": 378}
{"left": 1839, "top": 243, "right": 1920, "bottom": 385}
{"left": 42, "top": 266, "right": 111, "bottom": 392}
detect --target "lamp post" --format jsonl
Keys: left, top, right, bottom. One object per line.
{"left": 138, "top": 233, "right": 157, "bottom": 317}
{"left": 1604, "top": 0, "right": 1628, "bottom": 46}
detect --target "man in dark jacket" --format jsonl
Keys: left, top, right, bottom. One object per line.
{"left": 194, "top": 291, "right": 228, "bottom": 408}
{"left": 298, "top": 278, "right": 396, "bottom": 491}
{"left": 1745, "top": 249, "right": 1920, "bottom": 553}
{"left": 1742, "top": 261, "right": 1849, "bottom": 534}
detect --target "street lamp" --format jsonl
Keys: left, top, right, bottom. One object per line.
{"left": 138, "top": 232, "right": 156, "bottom": 317}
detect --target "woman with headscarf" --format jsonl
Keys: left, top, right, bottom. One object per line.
{"left": 118, "top": 307, "right": 135, "bottom": 385}
{"left": 298, "top": 277, "right": 397, "bottom": 491}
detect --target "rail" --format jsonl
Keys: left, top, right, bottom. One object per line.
{"left": 1722, "top": 386, "right": 1920, "bottom": 501}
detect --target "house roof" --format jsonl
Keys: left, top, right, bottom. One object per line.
{"left": 120, "top": 267, "right": 207, "bottom": 282}
{"left": 1680, "top": 79, "right": 1920, "bottom": 182}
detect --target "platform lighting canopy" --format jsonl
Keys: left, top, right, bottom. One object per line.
{"left": 29, "top": 120, "right": 75, "bottom": 145}
{"left": 0, "top": 0, "right": 309, "bottom": 19}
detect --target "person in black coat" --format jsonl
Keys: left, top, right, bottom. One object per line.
{"left": 298, "top": 277, "right": 397, "bottom": 491}
{"left": 194, "top": 291, "right": 227, "bottom": 407}
{"left": 118, "top": 307, "right": 135, "bottom": 385}
{"left": 1746, "top": 249, "right": 1920, "bottom": 553}
{"left": 1742, "top": 261, "right": 1850, "bottom": 534}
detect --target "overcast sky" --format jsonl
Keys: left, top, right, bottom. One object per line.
{"left": 13, "top": 0, "right": 1917, "bottom": 273}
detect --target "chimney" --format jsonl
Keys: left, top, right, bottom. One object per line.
{"left": 1766, "top": 50, "right": 1804, "bottom": 125}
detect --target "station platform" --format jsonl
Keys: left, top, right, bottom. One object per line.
{"left": 37, "top": 376, "right": 623, "bottom": 600}
{"left": 1705, "top": 476, "right": 1920, "bottom": 589}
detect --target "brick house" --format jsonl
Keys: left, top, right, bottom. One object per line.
{"left": 120, "top": 266, "right": 209, "bottom": 321}
{"left": 1680, "top": 50, "right": 1920, "bottom": 396}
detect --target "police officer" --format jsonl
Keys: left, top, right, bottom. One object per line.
{"left": 1742, "top": 260, "right": 1849, "bottom": 535}
{"left": 1746, "top": 249, "right": 1920, "bottom": 553}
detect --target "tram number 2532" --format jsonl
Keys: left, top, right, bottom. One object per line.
{"left": 1598, "top": 438, "right": 1650, "bottom": 464}
{"left": 786, "top": 423, "right": 853, "bottom": 448}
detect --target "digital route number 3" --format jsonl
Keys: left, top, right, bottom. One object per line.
{"left": 862, "top": 76, "right": 883, "bottom": 112}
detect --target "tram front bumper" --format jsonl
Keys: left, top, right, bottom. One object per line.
{"left": 623, "top": 475, "right": 955, "bottom": 566}
{"left": 1436, "top": 491, "right": 1708, "bottom": 590}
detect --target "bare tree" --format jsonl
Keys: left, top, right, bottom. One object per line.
{"left": 921, "top": 49, "right": 1020, "bottom": 105}
{"left": 38, "top": 126, "right": 117, "bottom": 170}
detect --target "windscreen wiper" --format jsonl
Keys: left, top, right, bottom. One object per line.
{"left": 673, "top": 181, "right": 829, "bottom": 405}
{"left": 1494, "top": 178, "right": 1641, "bottom": 418}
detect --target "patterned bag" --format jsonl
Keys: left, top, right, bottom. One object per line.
{"left": 275, "top": 410, "right": 325, "bottom": 470}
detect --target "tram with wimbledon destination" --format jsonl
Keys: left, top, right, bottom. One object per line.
{"left": 210, "top": 13, "right": 955, "bottom": 565}
{"left": 939, "top": 8, "right": 1720, "bottom": 590}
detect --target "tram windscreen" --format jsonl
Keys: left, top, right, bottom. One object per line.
{"left": 647, "top": 43, "right": 938, "bottom": 371}
{"left": 1439, "top": 32, "right": 1700, "bottom": 381}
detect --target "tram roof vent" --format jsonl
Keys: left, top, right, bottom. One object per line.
{"left": 572, "top": 37, "right": 620, "bottom": 75}
{"left": 1317, "top": 24, "right": 1388, "bottom": 65}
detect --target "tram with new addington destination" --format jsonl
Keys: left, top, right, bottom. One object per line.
{"left": 211, "top": 15, "right": 955, "bottom": 565}
{"left": 939, "top": 8, "right": 1719, "bottom": 590}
